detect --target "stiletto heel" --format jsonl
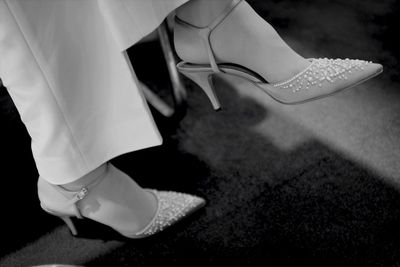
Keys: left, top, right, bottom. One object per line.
{"left": 174, "top": 0, "right": 383, "bottom": 107}
{"left": 178, "top": 67, "right": 221, "bottom": 110}
{"left": 40, "top": 202, "right": 83, "bottom": 236}
{"left": 60, "top": 216, "right": 78, "bottom": 236}
{"left": 40, "top": 202, "right": 81, "bottom": 235}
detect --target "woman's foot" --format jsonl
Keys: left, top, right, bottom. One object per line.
{"left": 60, "top": 163, "right": 158, "bottom": 235}
{"left": 38, "top": 163, "right": 205, "bottom": 238}
{"left": 175, "top": 0, "right": 310, "bottom": 83}
{"left": 174, "top": 0, "right": 382, "bottom": 106}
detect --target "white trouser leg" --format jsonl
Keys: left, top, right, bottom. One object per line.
{"left": 0, "top": 0, "right": 163, "bottom": 184}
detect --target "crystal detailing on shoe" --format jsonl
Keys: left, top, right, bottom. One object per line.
{"left": 271, "top": 58, "right": 372, "bottom": 93}
{"left": 135, "top": 190, "right": 205, "bottom": 237}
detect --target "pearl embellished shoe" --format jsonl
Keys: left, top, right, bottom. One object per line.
{"left": 37, "top": 165, "right": 205, "bottom": 239}
{"left": 175, "top": 0, "right": 383, "bottom": 109}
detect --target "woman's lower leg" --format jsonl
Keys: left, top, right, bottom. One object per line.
{"left": 176, "top": 0, "right": 234, "bottom": 27}
{"left": 174, "top": 0, "right": 310, "bottom": 83}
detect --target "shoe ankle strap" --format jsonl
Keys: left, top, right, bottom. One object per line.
{"left": 175, "top": 0, "right": 242, "bottom": 73}
{"left": 52, "top": 164, "right": 109, "bottom": 218}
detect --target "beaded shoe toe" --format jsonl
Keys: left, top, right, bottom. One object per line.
{"left": 134, "top": 190, "right": 206, "bottom": 238}
{"left": 258, "top": 58, "right": 383, "bottom": 104}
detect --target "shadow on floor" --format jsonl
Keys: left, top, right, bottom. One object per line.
{"left": 2, "top": 70, "right": 400, "bottom": 266}
{"left": 84, "top": 78, "right": 400, "bottom": 267}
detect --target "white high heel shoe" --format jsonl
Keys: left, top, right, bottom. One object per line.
{"left": 37, "top": 164, "right": 205, "bottom": 238}
{"left": 174, "top": 0, "right": 383, "bottom": 109}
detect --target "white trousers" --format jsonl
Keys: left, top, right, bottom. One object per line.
{"left": 0, "top": 0, "right": 189, "bottom": 184}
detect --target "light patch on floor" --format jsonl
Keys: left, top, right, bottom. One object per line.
{"left": 231, "top": 75, "right": 400, "bottom": 184}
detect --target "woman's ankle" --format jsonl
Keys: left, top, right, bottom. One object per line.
{"left": 174, "top": 0, "right": 309, "bottom": 83}
{"left": 176, "top": 0, "right": 234, "bottom": 27}
{"left": 61, "top": 163, "right": 108, "bottom": 191}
